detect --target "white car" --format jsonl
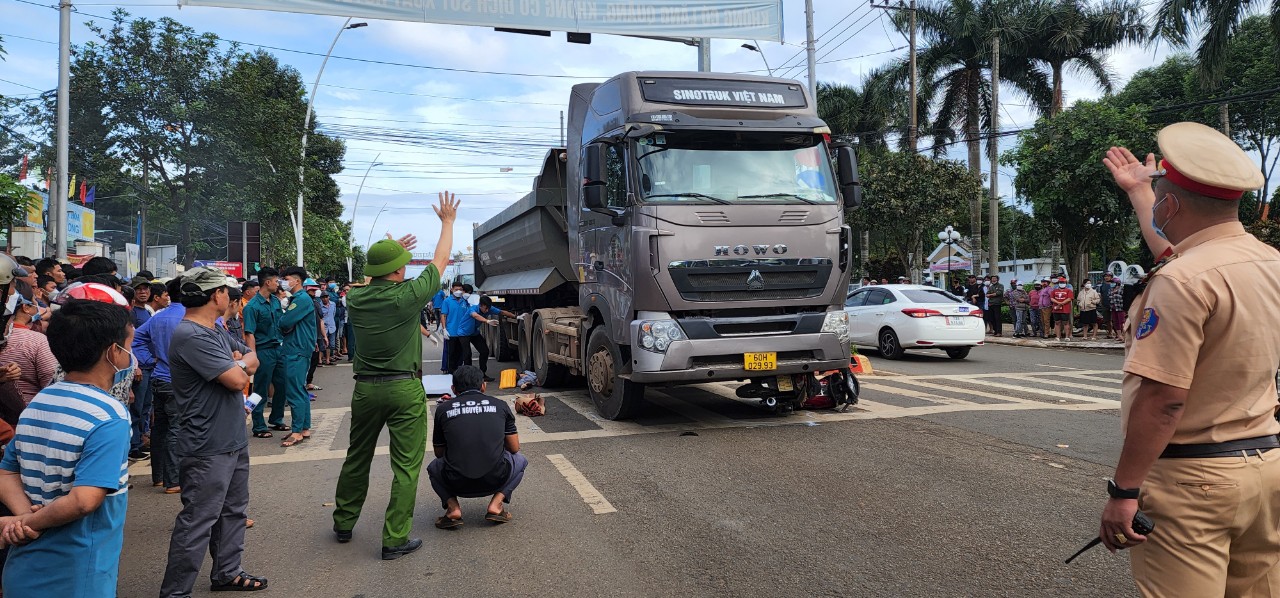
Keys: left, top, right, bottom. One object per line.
{"left": 844, "top": 284, "right": 985, "bottom": 360}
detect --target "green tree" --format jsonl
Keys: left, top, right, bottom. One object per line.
{"left": 1108, "top": 53, "right": 1204, "bottom": 129}
{"left": 0, "top": 175, "right": 35, "bottom": 226}
{"left": 1026, "top": 0, "right": 1146, "bottom": 116}
{"left": 849, "top": 151, "right": 985, "bottom": 276}
{"left": 816, "top": 79, "right": 894, "bottom": 152}
{"left": 902, "top": 0, "right": 1053, "bottom": 264}
{"left": 1150, "top": 0, "right": 1279, "bottom": 84}
{"left": 1004, "top": 100, "right": 1153, "bottom": 287}
{"left": 1207, "top": 16, "right": 1280, "bottom": 214}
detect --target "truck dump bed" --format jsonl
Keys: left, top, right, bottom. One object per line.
{"left": 474, "top": 149, "right": 574, "bottom": 296}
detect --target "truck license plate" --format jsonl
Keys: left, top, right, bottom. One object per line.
{"left": 744, "top": 352, "right": 777, "bottom": 371}
{"left": 776, "top": 375, "right": 793, "bottom": 392}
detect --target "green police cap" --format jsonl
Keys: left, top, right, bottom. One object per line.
{"left": 365, "top": 239, "right": 412, "bottom": 278}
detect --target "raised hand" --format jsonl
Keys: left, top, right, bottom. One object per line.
{"left": 1103, "top": 147, "right": 1158, "bottom": 195}
{"left": 433, "top": 191, "right": 460, "bottom": 224}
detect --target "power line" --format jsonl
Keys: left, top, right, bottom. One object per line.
{"left": 317, "top": 83, "right": 563, "bottom": 106}
{"left": 780, "top": 10, "right": 881, "bottom": 79}
{"left": 774, "top": 5, "right": 872, "bottom": 73}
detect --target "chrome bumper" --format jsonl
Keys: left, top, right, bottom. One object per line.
{"left": 629, "top": 332, "right": 849, "bottom": 384}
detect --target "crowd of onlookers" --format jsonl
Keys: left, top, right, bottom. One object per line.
{"left": 0, "top": 253, "right": 361, "bottom": 596}
{"left": 858, "top": 271, "right": 1130, "bottom": 342}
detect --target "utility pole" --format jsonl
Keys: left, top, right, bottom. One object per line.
{"left": 53, "top": 0, "right": 71, "bottom": 260}
{"left": 559, "top": 111, "right": 565, "bottom": 147}
{"left": 1219, "top": 103, "right": 1230, "bottom": 136}
{"left": 988, "top": 35, "right": 1000, "bottom": 278}
{"left": 872, "top": 0, "right": 918, "bottom": 150}
{"left": 697, "top": 38, "right": 711, "bottom": 72}
{"left": 805, "top": 0, "right": 817, "bottom": 99}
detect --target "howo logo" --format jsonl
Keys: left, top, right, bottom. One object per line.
{"left": 713, "top": 244, "right": 788, "bottom": 256}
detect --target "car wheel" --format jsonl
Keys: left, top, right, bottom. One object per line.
{"left": 878, "top": 328, "right": 905, "bottom": 360}
{"left": 945, "top": 347, "right": 971, "bottom": 360}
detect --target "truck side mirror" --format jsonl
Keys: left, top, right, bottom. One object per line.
{"left": 834, "top": 144, "right": 862, "bottom": 208}
{"left": 582, "top": 143, "right": 613, "bottom": 214}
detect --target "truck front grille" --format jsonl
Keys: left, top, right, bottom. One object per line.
{"left": 669, "top": 263, "right": 831, "bottom": 302}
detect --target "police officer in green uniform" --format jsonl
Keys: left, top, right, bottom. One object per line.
{"left": 245, "top": 266, "right": 288, "bottom": 438}
{"left": 332, "top": 191, "right": 459, "bottom": 560}
{"left": 278, "top": 266, "right": 317, "bottom": 448}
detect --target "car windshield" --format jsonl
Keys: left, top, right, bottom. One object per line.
{"left": 901, "top": 289, "right": 963, "bottom": 304}
{"left": 636, "top": 132, "right": 837, "bottom": 205}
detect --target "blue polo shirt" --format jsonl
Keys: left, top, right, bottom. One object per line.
{"left": 442, "top": 297, "right": 478, "bottom": 337}
{"left": 132, "top": 304, "right": 187, "bottom": 383}
{"left": 431, "top": 290, "right": 447, "bottom": 310}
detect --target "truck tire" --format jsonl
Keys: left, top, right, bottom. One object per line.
{"left": 586, "top": 327, "right": 645, "bottom": 420}
{"left": 496, "top": 320, "right": 518, "bottom": 362}
{"left": 517, "top": 321, "right": 533, "bottom": 371}
{"left": 532, "top": 317, "right": 569, "bottom": 387}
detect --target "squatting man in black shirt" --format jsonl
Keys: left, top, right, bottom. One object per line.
{"left": 427, "top": 365, "right": 527, "bottom": 529}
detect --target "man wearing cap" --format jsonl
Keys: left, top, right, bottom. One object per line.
{"left": 1048, "top": 276, "right": 1073, "bottom": 340}
{"left": 1028, "top": 279, "right": 1044, "bottom": 337}
{"left": 277, "top": 267, "right": 317, "bottom": 448}
{"left": 332, "top": 192, "right": 459, "bottom": 561}
{"left": 244, "top": 267, "right": 288, "bottom": 439}
{"left": 160, "top": 267, "right": 267, "bottom": 595}
{"left": 1100, "top": 122, "right": 1280, "bottom": 596}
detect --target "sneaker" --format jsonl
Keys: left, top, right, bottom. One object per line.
{"left": 483, "top": 376, "right": 496, "bottom": 382}
{"left": 334, "top": 525, "right": 352, "bottom": 544}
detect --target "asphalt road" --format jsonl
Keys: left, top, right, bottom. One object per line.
{"left": 119, "top": 341, "right": 1138, "bottom": 598}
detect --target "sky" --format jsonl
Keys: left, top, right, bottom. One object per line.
{"left": 0, "top": 0, "right": 1176, "bottom": 255}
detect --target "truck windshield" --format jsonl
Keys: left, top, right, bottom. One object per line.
{"left": 635, "top": 132, "right": 838, "bottom": 204}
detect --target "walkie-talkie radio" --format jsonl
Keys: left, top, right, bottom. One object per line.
{"left": 1065, "top": 512, "right": 1155, "bottom": 564}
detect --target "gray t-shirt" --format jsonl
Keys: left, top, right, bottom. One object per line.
{"left": 170, "top": 319, "right": 249, "bottom": 458}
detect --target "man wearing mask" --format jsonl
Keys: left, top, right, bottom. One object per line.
{"left": 244, "top": 267, "right": 287, "bottom": 439}
{"left": 277, "top": 267, "right": 317, "bottom": 448}
{"left": 1100, "top": 123, "right": 1280, "bottom": 596}
{"left": 1077, "top": 279, "right": 1102, "bottom": 340}
{"left": 1049, "top": 277, "right": 1074, "bottom": 341}
{"left": 1028, "top": 280, "right": 1044, "bottom": 337}
{"left": 985, "top": 275, "right": 1005, "bottom": 336}
{"left": 1097, "top": 273, "right": 1116, "bottom": 339}
{"left": 1037, "top": 278, "right": 1054, "bottom": 338}
{"left": 963, "top": 275, "right": 983, "bottom": 310}
{"left": 133, "top": 277, "right": 187, "bottom": 493}
{"left": 441, "top": 284, "right": 492, "bottom": 377}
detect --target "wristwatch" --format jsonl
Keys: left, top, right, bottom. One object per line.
{"left": 235, "top": 359, "right": 248, "bottom": 372}
{"left": 1107, "top": 479, "right": 1140, "bottom": 499}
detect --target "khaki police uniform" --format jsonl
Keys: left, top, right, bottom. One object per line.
{"left": 1120, "top": 122, "right": 1280, "bottom": 597}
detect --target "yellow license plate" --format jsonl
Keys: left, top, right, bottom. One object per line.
{"left": 744, "top": 352, "right": 777, "bottom": 371}
{"left": 776, "top": 375, "right": 793, "bottom": 392}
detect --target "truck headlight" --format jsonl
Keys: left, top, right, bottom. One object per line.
{"left": 639, "top": 320, "right": 685, "bottom": 354}
{"left": 822, "top": 311, "right": 850, "bottom": 344}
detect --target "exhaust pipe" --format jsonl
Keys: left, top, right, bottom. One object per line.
{"left": 763, "top": 397, "right": 777, "bottom": 408}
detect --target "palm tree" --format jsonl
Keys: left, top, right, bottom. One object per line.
{"left": 816, "top": 72, "right": 901, "bottom": 153}
{"left": 899, "top": 0, "right": 1052, "bottom": 255}
{"left": 1027, "top": 0, "right": 1147, "bottom": 115}
{"left": 1151, "top": 0, "right": 1279, "bottom": 84}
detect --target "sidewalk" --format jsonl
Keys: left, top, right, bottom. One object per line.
{"left": 982, "top": 333, "right": 1125, "bottom": 351}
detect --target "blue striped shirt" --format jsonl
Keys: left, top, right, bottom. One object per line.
{"left": 0, "top": 381, "right": 131, "bottom": 597}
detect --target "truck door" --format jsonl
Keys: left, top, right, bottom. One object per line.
{"left": 578, "top": 142, "right": 634, "bottom": 339}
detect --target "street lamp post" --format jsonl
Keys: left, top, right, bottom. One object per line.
{"left": 294, "top": 19, "right": 367, "bottom": 267}
{"left": 938, "top": 225, "right": 962, "bottom": 292}
{"left": 740, "top": 42, "right": 773, "bottom": 76}
{"left": 366, "top": 202, "right": 389, "bottom": 249}
{"left": 347, "top": 154, "right": 381, "bottom": 280}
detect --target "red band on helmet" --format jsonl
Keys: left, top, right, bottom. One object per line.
{"left": 1161, "top": 160, "right": 1243, "bottom": 200}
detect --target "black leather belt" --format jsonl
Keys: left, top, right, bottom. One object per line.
{"left": 353, "top": 372, "right": 421, "bottom": 383}
{"left": 1160, "top": 435, "right": 1280, "bottom": 458}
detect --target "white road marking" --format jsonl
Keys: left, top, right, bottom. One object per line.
{"left": 546, "top": 453, "right": 617, "bottom": 515}
{"left": 1037, "top": 363, "right": 1081, "bottom": 370}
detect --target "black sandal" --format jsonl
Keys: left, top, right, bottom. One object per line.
{"left": 253, "top": 431, "right": 273, "bottom": 438}
{"left": 211, "top": 572, "right": 268, "bottom": 592}
{"left": 269, "top": 424, "right": 288, "bottom": 431}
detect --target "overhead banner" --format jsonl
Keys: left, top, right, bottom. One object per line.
{"left": 176, "top": 0, "right": 784, "bottom": 41}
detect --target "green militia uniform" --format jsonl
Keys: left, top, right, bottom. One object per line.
{"left": 332, "top": 263, "right": 440, "bottom": 547}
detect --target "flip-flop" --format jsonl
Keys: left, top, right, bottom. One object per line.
{"left": 269, "top": 424, "right": 289, "bottom": 431}
{"left": 280, "top": 435, "right": 306, "bottom": 448}
{"left": 434, "top": 516, "right": 463, "bottom": 530}
{"left": 484, "top": 510, "right": 512, "bottom": 524}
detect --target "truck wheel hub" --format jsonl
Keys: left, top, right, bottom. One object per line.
{"left": 589, "top": 349, "right": 614, "bottom": 395}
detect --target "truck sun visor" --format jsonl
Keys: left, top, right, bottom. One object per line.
{"left": 640, "top": 78, "right": 806, "bottom": 108}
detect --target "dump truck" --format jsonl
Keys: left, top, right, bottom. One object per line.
{"left": 474, "top": 71, "right": 861, "bottom": 420}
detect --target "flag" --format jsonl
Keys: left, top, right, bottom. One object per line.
{"left": 68, "top": 174, "right": 76, "bottom": 200}
{"left": 85, "top": 186, "right": 95, "bottom": 205}
{"left": 18, "top": 156, "right": 27, "bottom": 181}
{"left": 79, "top": 181, "right": 87, "bottom": 203}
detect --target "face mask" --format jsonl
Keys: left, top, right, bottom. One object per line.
{"left": 1084, "top": 283, "right": 1092, "bottom": 288}
{"left": 1151, "top": 194, "right": 1179, "bottom": 241}
{"left": 110, "top": 343, "right": 137, "bottom": 387}
{"left": 328, "top": 283, "right": 338, "bottom": 290}
{"left": 312, "top": 290, "right": 322, "bottom": 298}
{"left": 29, "top": 308, "right": 41, "bottom": 323}
{"left": 280, "top": 279, "right": 292, "bottom": 292}
{"left": 1058, "top": 283, "right": 1067, "bottom": 288}
{"left": 463, "top": 293, "right": 472, "bottom": 300}
{"left": 453, "top": 290, "right": 463, "bottom": 298}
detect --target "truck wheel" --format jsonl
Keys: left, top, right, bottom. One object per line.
{"left": 517, "top": 321, "right": 533, "bottom": 371}
{"left": 496, "top": 321, "right": 518, "bottom": 362}
{"left": 533, "top": 317, "right": 568, "bottom": 387}
{"left": 586, "top": 327, "right": 644, "bottom": 420}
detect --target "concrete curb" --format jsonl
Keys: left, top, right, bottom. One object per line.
{"left": 981, "top": 335, "right": 1125, "bottom": 351}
